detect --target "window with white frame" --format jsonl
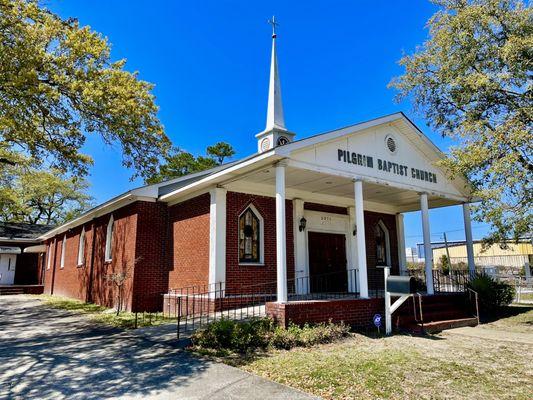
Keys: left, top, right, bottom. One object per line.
{"left": 77, "top": 227, "right": 85, "bottom": 266}
{"left": 105, "top": 215, "right": 114, "bottom": 262}
{"left": 60, "top": 234, "right": 66, "bottom": 269}
{"left": 375, "top": 220, "right": 391, "bottom": 266}
{"left": 238, "top": 205, "right": 264, "bottom": 264}
{"left": 46, "top": 244, "right": 52, "bottom": 270}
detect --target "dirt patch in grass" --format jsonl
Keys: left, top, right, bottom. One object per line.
{"left": 33, "top": 294, "right": 171, "bottom": 329}
{"left": 238, "top": 306, "right": 533, "bottom": 400}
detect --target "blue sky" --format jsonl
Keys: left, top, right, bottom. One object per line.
{"left": 47, "top": 0, "right": 490, "bottom": 248}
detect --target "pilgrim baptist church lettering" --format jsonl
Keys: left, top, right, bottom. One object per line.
{"left": 337, "top": 149, "right": 438, "bottom": 184}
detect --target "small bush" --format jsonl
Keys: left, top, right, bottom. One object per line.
{"left": 271, "top": 321, "right": 350, "bottom": 349}
{"left": 467, "top": 273, "right": 515, "bottom": 315}
{"left": 190, "top": 318, "right": 350, "bottom": 353}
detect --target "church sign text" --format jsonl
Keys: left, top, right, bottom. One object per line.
{"left": 337, "top": 149, "right": 437, "bottom": 184}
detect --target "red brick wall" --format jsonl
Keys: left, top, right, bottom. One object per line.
{"left": 44, "top": 203, "right": 139, "bottom": 311}
{"left": 132, "top": 202, "right": 169, "bottom": 312}
{"left": 225, "top": 191, "right": 294, "bottom": 295}
{"left": 46, "top": 225, "right": 90, "bottom": 301}
{"left": 168, "top": 194, "right": 211, "bottom": 290}
{"left": 266, "top": 298, "right": 385, "bottom": 329}
{"left": 364, "top": 211, "right": 399, "bottom": 292}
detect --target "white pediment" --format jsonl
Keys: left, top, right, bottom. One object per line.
{"left": 286, "top": 115, "right": 471, "bottom": 199}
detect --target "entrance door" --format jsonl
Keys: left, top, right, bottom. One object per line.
{"left": 0, "top": 254, "right": 17, "bottom": 285}
{"left": 307, "top": 232, "right": 347, "bottom": 293}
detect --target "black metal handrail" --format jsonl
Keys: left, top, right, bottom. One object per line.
{"left": 166, "top": 268, "right": 359, "bottom": 339}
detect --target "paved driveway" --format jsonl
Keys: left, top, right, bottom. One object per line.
{"left": 0, "top": 295, "right": 317, "bottom": 400}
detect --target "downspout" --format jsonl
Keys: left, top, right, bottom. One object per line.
{"left": 87, "top": 218, "right": 97, "bottom": 303}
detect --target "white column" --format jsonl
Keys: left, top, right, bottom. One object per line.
{"left": 276, "top": 163, "right": 288, "bottom": 303}
{"left": 420, "top": 192, "right": 434, "bottom": 294}
{"left": 209, "top": 187, "right": 227, "bottom": 296}
{"left": 348, "top": 206, "right": 358, "bottom": 293}
{"left": 396, "top": 213, "right": 407, "bottom": 275}
{"left": 293, "top": 198, "right": 308, "bottom": 294}
{"left": 462, "top": 203, "right": 476, "bottom": 277}
{"left": 354, "top": 180, "right": 369, "bottom": 298}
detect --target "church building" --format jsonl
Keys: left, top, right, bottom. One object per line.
{"left": 39, "top": 24, "right": 477, "bottom": 327}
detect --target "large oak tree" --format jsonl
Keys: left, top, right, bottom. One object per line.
{"left": 390, "top": 0, "right": 532, "bottom": 245}
{"left": 0, "top": 0, "right": 170, "bottom": 179}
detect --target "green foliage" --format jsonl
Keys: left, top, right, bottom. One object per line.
{"left": 467, "top": 273, "right": 515, "bottom": 314}
{"left": 0, "top": 0, "right": 170, "bottom": 179}
{"left": 270, "top": 322, "right": 350, "bottom": 350}
{"left": 190, "top": 317, "right": 350, "bottom": 353}
{"left": 0, "top": 161, "right": 92, "bottom": 224}
{"left": 191, "top": 318, "right": 274, "bottom": 352}
{"left": 439, "top": 254, "right": 451, "bottom": 275}
{"left": 390, "top": 0, "right": 532, "bottom": 246}
{"left": 146, "top": 142, "right": 235, "bottom": 184}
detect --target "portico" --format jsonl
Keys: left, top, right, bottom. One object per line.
{"left": 224, "top": 141, "right": 476, "bottom": 302}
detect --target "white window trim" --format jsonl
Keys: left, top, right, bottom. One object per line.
{"left": 60, "top": 234, "right": 66, "bottom": 269}
{"left": 105, "top": 215, "right": 114, "bottom": 262}
{"left": 46, "top": 244, "right": 52, "bottom": 270}
{"left": 77, "top": 227, "right": 85, "bottom": 266}
{"left": 238, "top": 204, "right": 265, "bottom": 266}
{"left": 376, "top": 219, "right": 392, "bottom": 267}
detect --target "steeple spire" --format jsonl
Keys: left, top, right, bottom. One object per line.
{"left": 266, "top": 16, "right": 286, "bottom": 131}
{"left": 256, "top": 16, "right": 295, "bottom": 153}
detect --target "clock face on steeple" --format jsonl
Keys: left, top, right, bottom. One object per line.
{"left": 277, "top": 136, "right": 289, "bottom": 146}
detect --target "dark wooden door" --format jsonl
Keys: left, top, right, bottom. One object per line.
{"left": 307, "top": 232, "right": 347, "bottom": 293}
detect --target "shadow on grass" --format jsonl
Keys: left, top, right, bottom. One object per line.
{"left": 479, "top": 304, "right": 533, "bottom": 324}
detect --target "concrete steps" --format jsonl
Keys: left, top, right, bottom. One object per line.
{"left": 0, "top": 287, "right": 25, "bottom": 295}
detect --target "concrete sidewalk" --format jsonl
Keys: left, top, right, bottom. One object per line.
{"left": 0, "top": 295, "right": 318, "bottom": 400}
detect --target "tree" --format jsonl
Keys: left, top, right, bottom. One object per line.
{"left": 0, "top": 0, "right": 170, "bottom": 179}
{"left": 207, "top": 142, "right": 236, "bottom": 164}
{"left": 146, "top": 142, "right": 235, "bottom": 184}
{"left": 0, "top": 163, "right": 92, "bottom": 225}
{"left": 390, "top": 0, "right": 532, "bottom": 245}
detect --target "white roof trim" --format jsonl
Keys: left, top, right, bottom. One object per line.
{"left": 159, "top": 150, "right": 279, "bottom": 202}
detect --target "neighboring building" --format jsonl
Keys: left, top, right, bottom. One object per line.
{"left": 0, "top": 222, "right": 53, "bottom": 286}
{"left": 36, "top": 28, "right": 478, "bottom": 328}
{"left": 405, "top": 247, "right": 423, "bottom": 263}
{"left": 431, "top": 239, "right": 533, "bottom": 270}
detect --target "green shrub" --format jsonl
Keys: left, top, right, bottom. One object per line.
{"left": 270, "top": 321, "right": 350, "bottom": 349}
{"left": 190, "top": 318, "right": 350, "bottom": 353}
{"left": 467, "top": 273, "right": 515, "bottom": 315}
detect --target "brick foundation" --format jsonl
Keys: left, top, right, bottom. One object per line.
{"left": 266, "top": 298, "right": 385, "bottom": 329}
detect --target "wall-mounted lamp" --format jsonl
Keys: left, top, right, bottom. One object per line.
{"left": 298, "top": 217, "right": 307, "bottom": 232}
{"left": 353, "top": 225, "right": 357, "bottom": 236}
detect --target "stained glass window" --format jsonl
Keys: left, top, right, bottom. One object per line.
{"left": 239, "top": 207, "right": 261, "bottom": 263}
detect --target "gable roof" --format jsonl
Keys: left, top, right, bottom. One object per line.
{"left": 39, "top": 112, "right": 474, "bottom": 240}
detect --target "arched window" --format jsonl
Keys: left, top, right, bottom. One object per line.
{"left": 375, "top": 220, "right": 391, "bottom": 266}
{"left": 77, "top": 227, "right": 85, "bottom": 266}
{"left": 46, "top": 244, "right": 52, "bottom": 270}
{"left": 105, "top": 215, "right": 114, "bottom": 262}
{"left": 60, "top": 234, "right": 67, "bottom": 269}
{"left": 239, "top": 206, "right": 263, "bottom": 264}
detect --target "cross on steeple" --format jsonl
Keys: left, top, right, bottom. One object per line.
{"left": 268, "top": 16, "right": 279, "bottom": 38}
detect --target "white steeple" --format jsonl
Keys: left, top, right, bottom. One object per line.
{"left": 256, "top": 16, "right": 295, "bottom": 153}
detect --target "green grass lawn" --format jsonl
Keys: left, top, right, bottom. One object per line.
{"left": 234, "top": 306, "right": 533, "bottom": 400}
{"left": 516, "top": 292, "right": 533, "bottom": 302}
{"left": 34, "top": 294, "right": 172, "bottom": 329}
